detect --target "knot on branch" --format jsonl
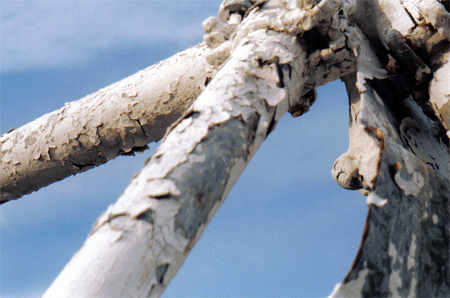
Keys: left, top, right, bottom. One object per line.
{"left": 203, "top": 0, "right": 346, "bottom": 66}
{"left": 218, "top": 0, "right": 254, "bottom": 23}
{"left": 202, "top": 17, "right": 235, "bottom": 50}
{"left": 332, "top": 154, "right": 363, "bottom": 190}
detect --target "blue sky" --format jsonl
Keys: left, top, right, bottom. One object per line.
{"left": 0, "top": 1, "right": 367, "bottom": 297}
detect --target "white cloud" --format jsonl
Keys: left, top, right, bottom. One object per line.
{"left": 1, "top": 1, "right": 220, "bottom": 73}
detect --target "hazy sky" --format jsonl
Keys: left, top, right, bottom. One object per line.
{"left": 1, "top": 1, "right": 368, "bottom": 297}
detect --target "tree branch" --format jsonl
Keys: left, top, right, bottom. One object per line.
{"left": 0, "top": 43, "right": 217, "bottom": 203}
{"left": 9, "top": 0, "right": 450, "bottom": 296}
{"left": 41, "top": 28, "right": 309, "bottom": 298}
{"left": 331, "top": 0, "right": 450, "bottom": 296}
{"left": 331, "top": 74, "right": 450, "bottom": 297}
{"left": 41, "top": 1, "right": 356, "bottom": 296}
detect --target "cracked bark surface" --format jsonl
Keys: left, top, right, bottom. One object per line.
{"left": 4, "top": 0, "right": 449, "bottom": 297}
{"left": 0, "top": 43, "right": 217, "bottom": 203}
{"left": 42, "top": 1, "right": 357, "bottom": 296}
{"left": 331, "top": 74, "right": 449, "bottom": 297}
{"left": 330, "top": 0, "right": 450, "bottom": 296}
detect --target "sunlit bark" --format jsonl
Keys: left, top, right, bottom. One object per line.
{"left": 4, "top": 0, "right": 449, "bottom": 297}
{"left": 0, "top": 43, "right": 217, "bottom": 203}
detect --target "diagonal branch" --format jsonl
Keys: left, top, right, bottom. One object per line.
{"left": 0, "top": 43, "right": 217, "bottom": 203}
{"left": 11, "top": 0, "right": 449, "bottom": 296}
{"left": 41, "top": 1, "right": 356, "bottom": 296}
{"left": 42, "top": 28, "right": 308, "bottom": 298}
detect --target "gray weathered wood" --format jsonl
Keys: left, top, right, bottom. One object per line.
{"left": 330, "top": 0, "right": 449, "bottom": 296}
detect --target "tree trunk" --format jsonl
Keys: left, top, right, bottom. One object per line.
{"left": 330, "top": 0, "right": 450, "bottom": 296}
{"left": 331, "top": 73, "right": 449, "bottom": 297}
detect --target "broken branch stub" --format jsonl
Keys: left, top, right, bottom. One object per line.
{"left": 0, "top": 43, "right": 217, "bottom": 204}
{"left": 218, "top": 0, "right": 254, "bottom": 22}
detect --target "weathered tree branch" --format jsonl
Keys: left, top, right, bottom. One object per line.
{"left": 5, "top": 0, "right": 450, "bottom": 296}
{"left": 330, "top": 0, "right": 450, "bottom": 296}
{"left": 41, "top": 29, "right": 309, "bottom": 298}
{"left": 331, "top": 73, "right": 450, "bottom": 297}
{"left": 0, "top": 43, "right": 217, "bottom": 203}
{"left": 42, "top": 1, "right": 357, "bottom": 296}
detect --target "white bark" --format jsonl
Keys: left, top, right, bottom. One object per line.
{"left": 4, "top": 0, "right": 449, "bottom": 296}
{"left": 42, "top": 1, "right": 356, "bottom": 296}
{"left": 0, "top": 43, "right": 216, "bottom": 203}
{"left": 42, "top": 29, "right": 307, "bottom": 298}
{"left": 429, "top": 50, "right": 450, "bottom": 134}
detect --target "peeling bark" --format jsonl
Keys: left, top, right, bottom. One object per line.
{"left": 331, "top": 0, "right": 450, "bottom": 296}
{"left": 5, "top": 0, "right": 450, "bottom": 296}
{"left": 42, "top": 28, "right": 309, "bottom": 298}
{"left": 42, "top": 1, "right": 356, "bottom": 296}
{"left": 0, "top": 43, "right": 217, "bottom": 203}
{"left": 331, "top": 76, "right": 450, "bottom": 298}
{"left": 429, "top": 50, "right": 450, "bottom": 134}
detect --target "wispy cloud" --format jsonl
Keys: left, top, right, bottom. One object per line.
{"left": 1, "top": 1, "right": 220, "bottom": 73}
{"left": 0, "top": 287, "right": 46, "bottom": 298}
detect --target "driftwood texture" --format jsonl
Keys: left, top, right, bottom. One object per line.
{"left": 2, "top": 0, "right": 449, "bottom": 297}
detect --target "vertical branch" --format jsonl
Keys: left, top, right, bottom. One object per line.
{"left": 331, "top": 0, "right": 450, "bottom": 294}
{"left": 331, "top": 76, "right": 450, "bottom": 297}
